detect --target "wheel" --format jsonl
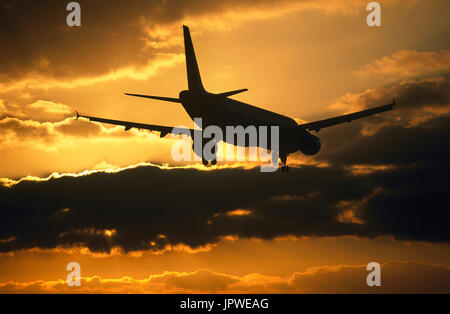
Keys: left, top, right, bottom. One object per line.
{"left": 202, "top": 158, "right": 209, "bottom": 166}
{"left": 211, "top": 159, "right": 217, "bottom": 166}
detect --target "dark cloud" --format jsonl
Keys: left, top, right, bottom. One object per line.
{"left": 291, "top": 262, "right": 450, "bottom": 293}
{"left": 1, "top": 111, "right": 450, "bottom": 253}
{"left": 393, "top": 76, "right": 450, "bottom": 110}
{"left": 318, "top": 115, "right": 450, "bottom": 166}
{"left": 1, "top": 0, "right": 172, "bottom": 81}
{"left": 0, "top": 117, "right": 53, "bottom": 141}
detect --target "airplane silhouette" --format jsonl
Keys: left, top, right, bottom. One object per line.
{"left": 77, "top": 25, "right": 394, "bottom": 172}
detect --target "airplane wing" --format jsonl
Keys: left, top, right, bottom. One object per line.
{"left": 299, "top": 100, "right": 395, "bottom": 132}
{"left": 76, "top": 112, "right": 195, "bottom": 138}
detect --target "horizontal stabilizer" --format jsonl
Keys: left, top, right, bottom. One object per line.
{"left": 216, "top": 89, "right": 248, "bottom": 98}
{"left": 124, "top": 93, "right": 181, "bottom": 103}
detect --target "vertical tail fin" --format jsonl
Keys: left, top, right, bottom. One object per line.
{"left": 183, "top": 25, "right": 205, "bottom": 93}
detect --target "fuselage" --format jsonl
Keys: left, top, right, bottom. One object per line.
{"left": 179, "top": 90, "right": 321, "bottom": 156}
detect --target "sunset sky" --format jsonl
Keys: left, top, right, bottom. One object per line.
{"left": 1, "top": 0, "right": 450, "bottom": 293}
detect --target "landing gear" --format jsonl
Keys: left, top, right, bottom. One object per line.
{"left": 202, "top": 157, "right": 217, "bottom": 166}
{"left": 280, "top": 153, "right": 289, "bottom": 173}
{"left": 202, "top": 143, "right": 218, "bottom": 166}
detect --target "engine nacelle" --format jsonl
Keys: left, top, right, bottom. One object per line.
{"left": 299, "top": 134, "right": 321, "bottom": 155}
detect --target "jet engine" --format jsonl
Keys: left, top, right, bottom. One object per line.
{"left": 299, "top": 133, "right": 321, "bottom": 155}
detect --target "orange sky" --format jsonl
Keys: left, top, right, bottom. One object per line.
{"left": 1, "top": 0, "right": 450, "bottom": 293}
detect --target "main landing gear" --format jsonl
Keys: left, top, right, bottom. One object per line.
{"left": 201, "top": 143, "right": 218, "bottom": 166}
{"left": 280, "top": 153, "right": 289, "bottom": 173}
{"left": 202, "top": 157, "right": 217, "bottom": 166}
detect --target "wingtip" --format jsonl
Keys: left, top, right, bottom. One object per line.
{"left": 392, "top": 98, "right": 396, "bottom": 107}
{"left": 76, "top": 110, "right": 79, "bottom": 120}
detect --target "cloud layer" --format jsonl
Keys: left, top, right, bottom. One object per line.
{"left": 2, "top": 262, "right": 449, "bottom": 293}
{"left": 1, "top": 148, "right": 449, "bottom": 253}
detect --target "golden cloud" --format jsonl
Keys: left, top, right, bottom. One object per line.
{"left": 329, "top": 76, "right": 450, "bottom": 120}
{"left": 1, "top": 262, "right": 449, "bottom": 293}
{"left": 226, "top": 209, "right": 252, "bottom": 217}
{"left": 335, "top": 187, "right": 384, "bottom": 225}
{"left": 0, "top": 53, "right": 184, "bottom": 93}
{"left": 360, "top": 50, "right": 450, "bottom": 78}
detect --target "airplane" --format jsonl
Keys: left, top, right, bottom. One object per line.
{"left": 77, "top": 25, "right": 394, "bottom": 172}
